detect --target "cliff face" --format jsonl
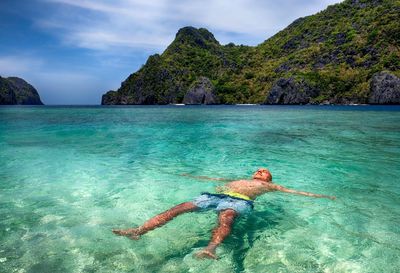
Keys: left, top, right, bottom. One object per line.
{"left": 369, "top": 72, "right": 400, "bottom": 104}
{"left": 0, "top": 77, "right": 43, "bottom": 105}
{"left": 102, "top": 0, "right": 400, "bottom": 105}
{"left": 264, "top": 78, "right": 319, "bottom": 105}
{"left": 182, "top": 77, "right": 219, "bottom": 104}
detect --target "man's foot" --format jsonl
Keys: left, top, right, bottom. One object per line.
{"left": 194, "top": 249, "right": 217, "bottom": 259}
{"left": 112, "top": 228, "right": 141, "bottom": 240}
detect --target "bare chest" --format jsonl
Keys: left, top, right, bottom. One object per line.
{"left": 224, "top": 180, "right": 271, "bottom": 198}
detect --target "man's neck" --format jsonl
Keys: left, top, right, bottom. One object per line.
{"left": 252, "top": 178, "right": 270, "bottom": 183}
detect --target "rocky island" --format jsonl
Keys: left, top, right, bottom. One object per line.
{"left": 0, "top": 76, "right": 43, "bottom": 105}
{"left": 102, "top": 0, "right": 400, "bottom": 105}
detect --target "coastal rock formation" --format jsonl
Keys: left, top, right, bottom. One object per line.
{"left": 368, "top": 72, "right": 400, "bottom": 104}
{"left": 264, "top": 78, "right": 318, "bottom": 104}
{"left": 182, "top": 77, "right": 219, "bottom": 104}
{"left": 101, "top": 0, "right": 400, "bottom": 105}
{"left": 0, "top": 76, "right": 43, "bottom": 105}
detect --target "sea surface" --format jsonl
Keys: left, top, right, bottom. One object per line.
{"left": 0, "top": 105, "right": 400, "bottom": 273}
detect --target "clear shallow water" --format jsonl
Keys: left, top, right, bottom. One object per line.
{"left": 0, "top": 105, "right": 400, "bottom": 273}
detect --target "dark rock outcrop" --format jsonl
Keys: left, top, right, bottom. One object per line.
{"left": 264, "top": 78, "right": 319, "bottom": 104}
{"left": 101, "top": 90, "right": 120, "bottom": 105}
{"left": 0, "top": 76, "right": 43, "bottom": 105}
{"left": 182, "top": 77, "right": 219, "bottom": 104}
{"left": 369, "top": 72, "right": 400, "bottom": 104}
{"left": 350, "top": 0, "right": 383, "bottom": 9}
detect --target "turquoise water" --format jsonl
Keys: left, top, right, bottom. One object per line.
{"left": 0, "top": 105, "right": 400, "bottom": 273}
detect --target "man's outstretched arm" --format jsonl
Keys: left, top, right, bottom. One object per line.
{"left": 272, "top": 184, "right": 336, "bottom": 200}
{"left": 180, "top": 173, "right": 233, "bottom": 182}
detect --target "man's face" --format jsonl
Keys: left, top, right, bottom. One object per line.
{"left": 253, "top": 168, "right": 272, "bottom": 182}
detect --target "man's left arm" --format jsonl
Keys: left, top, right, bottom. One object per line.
{"left": 272, "top": 184, "right": 336, "bottom": 200}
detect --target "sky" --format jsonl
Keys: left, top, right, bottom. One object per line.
{"left": 0, "top": 0, "right": 343, "bottom": 105}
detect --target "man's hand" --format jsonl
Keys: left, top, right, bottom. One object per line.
{"left": 315, "top": 194, "right": 336, "bottom": 200}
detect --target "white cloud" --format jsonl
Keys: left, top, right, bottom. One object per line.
{"left": 40, "top": 0, "right": 344, "bottom": 51}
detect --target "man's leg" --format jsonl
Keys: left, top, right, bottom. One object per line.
{"left": 113, "top": 202, "right": 198, "bottom": 239}
{"left": 195, "top": 209, "right": 238, "bottom": 259}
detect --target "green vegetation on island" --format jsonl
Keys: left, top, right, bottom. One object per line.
{"left": 102, "top": 0, "right": 400, "bottom": 105}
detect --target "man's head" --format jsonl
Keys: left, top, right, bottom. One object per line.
{"left": 253, "top": 168, "right": 272, "bottom": 182}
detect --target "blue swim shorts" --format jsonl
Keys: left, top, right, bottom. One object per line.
{"left": 192, "top": 192, "right": 254, "bottom": 215}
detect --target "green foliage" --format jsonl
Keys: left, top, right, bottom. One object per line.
{"left": 383, "top": 52, "right": 400, "bottom": 70}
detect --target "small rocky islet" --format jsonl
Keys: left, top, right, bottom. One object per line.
{"left": 0, "top": 76, "right": 43, "bottom": 105}
{"left": 102, "top": 0, "right": 400, "bottom": 105}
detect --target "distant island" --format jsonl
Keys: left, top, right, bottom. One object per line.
{"left": 0, "top": 76, "right": 43, "bottom": 105}
{"left": 102, "top": 0, "right": 400, "bottom": 105}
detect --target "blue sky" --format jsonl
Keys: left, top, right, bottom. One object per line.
{"left": 0, "top": 0, "right": 342, "bottom": 105}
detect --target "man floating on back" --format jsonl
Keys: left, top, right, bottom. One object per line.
{"left": 113, "top": 168, "right": 335, "bottom": 259}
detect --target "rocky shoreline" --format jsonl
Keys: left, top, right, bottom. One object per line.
{"left": 103, "top": 71, "right": 400, "bottom": 105}
{"left": 264, "top": 72, "right": 400, "bottom": 105}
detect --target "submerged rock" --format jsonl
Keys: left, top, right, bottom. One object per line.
{"left": 182, "top": 77, "right": 219, "bottom": 104}
{"left": 0, "top": 76, "right": 43, "bottom": 105}
{"left": 264, "top": 78, "right": 318, "bottom": 104}
{"left": 368, "top": 72, "right": 400, "bottom": 104}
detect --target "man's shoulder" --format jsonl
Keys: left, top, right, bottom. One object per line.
{"left": 230, "top": 179, "right": 250, "bottom": 183}
{"left": 269, "top": 183, "right": 284, "bottom": 190}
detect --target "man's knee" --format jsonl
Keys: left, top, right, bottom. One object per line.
{"left": 223, "top": 209, "right": 237, "bottom": 217}
{"left": 219, "top": 209, "right": 237, "bottom": 225}
{"left": 221, "top": 209, "right": 237, "bottom": 217}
